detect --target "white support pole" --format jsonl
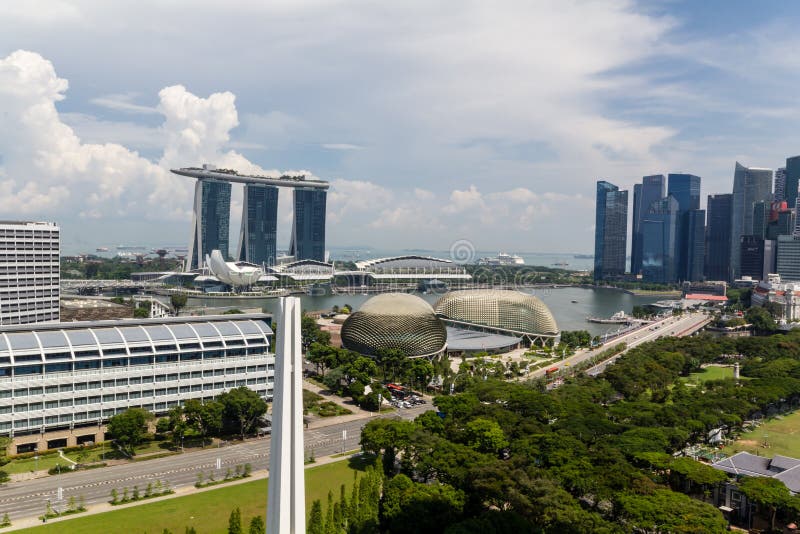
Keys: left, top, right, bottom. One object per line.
{"left": 267, "top": 297, "right": 305, "bottom": 534}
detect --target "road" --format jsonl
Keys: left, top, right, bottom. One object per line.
{"left": 0, "top": 403, "right": 430, "bottom": 522}
{"left": 526, "top": 312, "right": 711, "bottom": 380}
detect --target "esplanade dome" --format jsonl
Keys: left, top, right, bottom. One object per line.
{"left": 340, "top": 293, "right": 447, "bottom": 358}
{"left": 434, "top": 290, "right": 559, "bottom": 339}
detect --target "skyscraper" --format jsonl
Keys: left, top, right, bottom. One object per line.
{"left": 630, "top": 175, "right": 665, "bottom": 276}
{"left": 290, "top": 188, "right": 327, "bottom": 262}
{"left": 705, "top": 194, "right": 733, "bottom": 281}
{"left": 641, "top": 196, "right": 679, "bottom": 284}
{"left": 775, "top": 167, "right": 787, "bottom": 203}
{"left": 786, "top": 156, "right": 800, "bottom": 211}
{"left": 237, "top": 183, "right": 279, "bottom": 267}
{"left": 187, "top": 178, "right": 231, "bottom": 270}
{"left": 668, "top": 173, "right": 703, "bottom": 281}
{"left": 0, "top": 221, "right": 60, "bottom": 325}
{"left": 730, "top": 162, "right": 773, "bottom": 279}
{"left": 594, "top": 181, "right": 628, "bottom": 280}
{"left": 752, "top": 200, "right": 770, "bottom": 240}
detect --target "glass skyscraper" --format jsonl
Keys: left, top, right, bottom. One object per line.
{"left": 705, "top": 194, "right": 733, "bottom": 281}
{"left": 630, "top": 175, "right": 665, "bottom": 276}
{"left": 730, "top": 162, "right": 773, "bottom": 280}
{"left": 290, "top": 188, "right": 327, "bottom": 262}
{"left": 667, "top": 173, "right": 703, "bottom": 281}
{"left": 188, "top": 179, "right": 232, "bottom": 270}
{"left": 641, "top": 196, "right": 679, "bottom": 283}
{"left": 786, "top": 156, "right": 800, "bottom": 212}
{"left": 593, "top": 181, "right": 628, "bottom": 281}
{"left": 238, "top": 184, "right": 279, "bottom": 267}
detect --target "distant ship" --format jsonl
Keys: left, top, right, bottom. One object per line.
{"left": 552, "top": 261, "right": 569, "bottom": 267}
{"left": 573, "top": 254, "right": 594, "bottom": 259}
{"left": 477, "top": 253, "right": 525, "bottom": 266}
{"left": 95, "top": 247, "right": 109, "bottom": 252}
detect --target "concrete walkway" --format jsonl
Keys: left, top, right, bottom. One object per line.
{"left": 4, "top": 452, "right": 355, "bottom": 532}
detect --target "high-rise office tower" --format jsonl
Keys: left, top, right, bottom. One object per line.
{"left": 777, "top": 235, "right": 800, "bottom": 281}
{"left": 641, "top": 196, "right": 679, "bottom": 283}
{"left": 237, "top": 183, "right": 279, "bottom": 267}
{"left": 705, "top": 194, "right": 733, "bottom": 280}
{"left": 187, "top": 178, "right": 232, "bottom": 270}
{"left": 630, "top": 175, "right": 665, "bottom": 276}
{"left": 730, "top": 162, "right": 773, "bottom": 279}
{"left": 786, "top": 156, "right": 800, "bottom": 211}
{"left": 668, "top": 173, "right": 703, "bottom": 281}
{"left": 740, "top": 235, "right": 773, "bottom": 281}
{"left": 0, "top": 221, "right": 59, "bottom": 325}
{"left": 767, "top": 204, "right": 795, "bottom": 240}
{"left": 775, "top": 167, "right": 787, "bottom": 203}
{"left": 290, "top": 188, "right": 327, "bottom": 262}
{"left": 752, "top": 200, "right": 770, "bottom": 240}
{"left": 594, "top": 181, "right": 628, "bottom": 280}
{"left": 684, "top": 209, "right": 706, "bottom": 282}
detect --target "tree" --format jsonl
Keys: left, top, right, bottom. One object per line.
{"left": 228, "top": 507, "right": 242, "bottom": 534}
{"left": 617, "top": 489, "right": 727, "bottom": 533}
{"left": 739, "top": 476, "right": 791, "bottom": 531}
{"left": 308, "top": 500, "right": 324, "bottom": 534}
{"left": 381, "top": 474, "right": 466, "bottom": 533}
{"left": 746, "top": 306, "right": 777, "bottom": 332}
{"left": 248, "top": 515, "right": 265, "bottom": 534}
{"left": 107, "top": 408, "right": 154, "bottom": 456}
{"left": 302, "top": 314, "right": 331, "bottom": 349}
{"left": 465, "top": 418, "right": 508, "bottom": 454}
{"left": 218, "top": 387, "right": 268, "bottom": 440}
{"left": 170, "top": 293, "right": 188, "bottom": 315}
{"left": 184, "top": 399, "right": 223, "bottom": 443}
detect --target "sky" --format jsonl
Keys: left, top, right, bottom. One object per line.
{"left": 1, "top": 0, "right": 799, "bottom": 256}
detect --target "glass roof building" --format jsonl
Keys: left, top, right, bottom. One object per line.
{"left": 0, "top": 314, "right": 274, "bottom": 452}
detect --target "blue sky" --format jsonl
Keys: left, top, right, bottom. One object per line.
{"left": 1, "top": 0, "right": 799, "bottom": 255}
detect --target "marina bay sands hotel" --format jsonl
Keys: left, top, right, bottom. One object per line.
{"left": 171, "top": 165, "right": 329, "bottom": 270}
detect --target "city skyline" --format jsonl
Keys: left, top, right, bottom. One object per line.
{"left": 4, "top": 2, "right": 800, "bottom": 253}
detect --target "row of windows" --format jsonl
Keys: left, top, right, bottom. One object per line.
{"left": 3, "top": 377, "right": 271, "bottom": 412}
{"left": 1, "top": 313, "right": 58, "bottom": 325}
{"left": 0, "top": 365, "right": 272, "bottom": 394}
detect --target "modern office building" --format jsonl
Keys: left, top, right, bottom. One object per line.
{"left": 777, "top": 235, "right": 800, "bottom": 282}
{"left": 172, "top": 166, "right": 330, "bottom": 269}
{"left": 667, "top": 173, "right": 701, "bottom": 212}
{"left": 289, "top": 188, "right": 327, "bottom": 263}
{"left": 786, "top": 156, "right": 800, "bottom": 211}
{"left": 740, "top": 236, "right": 775, "bottom": 281}
{"left": 775, "top": 167, "right": 787, "bottom": 203}
{"left": 237, "top": 184, "right": 279, "bottom": 267}
{"left": 766, "top": 204, "right": 795, "bottom": 240}
{"left": 752, "top": 200, "right": 770, "bottom": 240}
{"left": 631, "top": 175, "right": 665, "bottom": 276}
{"left": 0, "top": 314, "right": 274, "bottom": 452}
{"left": 594, "top": 181, "right": 628, "bottom": 280}
{"left": 683, "top": 209, "right": 706, "bottom": 282}
{"left": 186, "top": 178, "right": 231, "bottom": 270}
{"left": 730, "top": 162, "right": 773, "bottom": 280}
{"left": 0, "top": 222, "right": 60, "bottom": 326}
{"left": 641, "top": 196, "right": 679, "bottom": 284}
{"left": 705, "top": 194, "right": 733, "bottom": 281}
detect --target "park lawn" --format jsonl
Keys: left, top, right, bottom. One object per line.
{"left": 722, "top": 411, "right": 800, "bottom": 459}
{"left": 16, "top": 456, "right": 375, "bottom": 534}
{"left": 681, "top": 366, "right": 734, "bottom": 384}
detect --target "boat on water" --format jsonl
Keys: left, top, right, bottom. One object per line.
{"left": 552, "top": 261, "right": 569, "bottom": 267}
{"left": 477, "top": 252, "right": 525, "bottom": 266}
{"left": 571, "top": 300, "right": 578, "bottom": 303}
{"left": 586, "top": 310, "right": 632, "bottom": 324}
{"left": 95, "top": 247, "right": 109, "bottom": 252}
{"left": 573, "top": 254, "right": 594, "bottom": 259}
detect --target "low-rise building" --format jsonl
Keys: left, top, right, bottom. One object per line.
{"left": 0, "top": 314, "right": 274, "bottom": 453}
{"left": 752, "top": 274, "right": 800, "bottom": 320}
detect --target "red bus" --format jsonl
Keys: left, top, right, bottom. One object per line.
{"left": 545, "top": 367, "right": 559, "bottom": 375}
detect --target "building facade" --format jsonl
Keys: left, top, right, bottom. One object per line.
{"left": 594, "top": 181, "right": 628, "bottom": 280}
{"left": 786, "top": 156, "right": 800, "bottom": 212}
{"left": 740, "top": 236, "right": 771, "bottom": 281}
{"left": 705, "top": 194, "right": 733, "bottom": 281}
{"left": 774, "top": 167, "right": 787, "bottom": 203}
{"left": 187, "top": 179, "right": 232, "bottom": 270}
{"left": 631, "top": 175, "right": 665, "bottom": 276}
{"left": 777, "top": 235, "right": 800, "bottom": 282}
{"left": 730, "top": 162, "right": 773, "bottom": 280}
{"left": 684, "top": 209, "right": 706, "bottom": 282}
{"left": 0, "top": 222, "right": 59, "bottom": 326}
{"left": 641, "top": 196, "right": 679, "bottom": 284}
{"left": 237, "top": 183, "right": 279, "bottom": 267}
{"left": 290, "top": 188, "right": 327, "bottom": 262}
{"left": 752, "top": 276, "right": 800, "bottom": 321}
{"left": 0, "top": 315, "right": 274, "bottom": 452}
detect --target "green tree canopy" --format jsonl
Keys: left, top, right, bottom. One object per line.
{"left": 107, "top": 408, "right": 154, "bottom": 456}
{"left": 218, "top": 387, "right": 268, "bottom": 440}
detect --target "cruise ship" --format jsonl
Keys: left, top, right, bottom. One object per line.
{"left": 477, "top": 253, "right": 525, "bottom": 266}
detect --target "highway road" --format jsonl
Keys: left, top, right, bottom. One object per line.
{"left": 0, "top": 404, "right": 430, "bottom": 522}
{"left": 527, "top": 312, "right": 711, "bottom": 380}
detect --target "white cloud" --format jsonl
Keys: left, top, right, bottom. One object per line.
{"left": 90, "top": 93, "right": 159, "bottom": 115}
{"left": 443, "top": 186, "right": 485, "bottom": 214}
{"left": 322, "top": 143, "right": 363, "bottom": 151}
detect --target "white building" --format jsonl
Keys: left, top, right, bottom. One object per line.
{"left": 752, "top": 274, "right": 800, "bottom": 320}
{"left": 0, "top": 314, "right": 274, "bottom": 453}
{"left": 0, "top": 221, "right": 59, "bottom": 325}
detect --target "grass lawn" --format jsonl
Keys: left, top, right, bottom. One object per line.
{"left": 722, "top": 410, "right": 800, "bottom": 458}
{"left": 680, "top": 365, "right": 735, "bottom": 384}
{"left": 16, "top": 455, "right": 376, "bottom": 534}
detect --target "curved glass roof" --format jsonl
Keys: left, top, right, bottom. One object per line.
{"left": 144, "top": 325, "right": 173, "bottom": 342}
{"left": 119, "top": 327, "right": 150, "bottom": 343}
{"left": 7, "top": 333, "right": 39, "bottom": 351}
{"left": 35, "top": 331, "right": 69, "bottom": 349}
{"left": 93, "top": 328, "right": 125, "bottom": 344}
